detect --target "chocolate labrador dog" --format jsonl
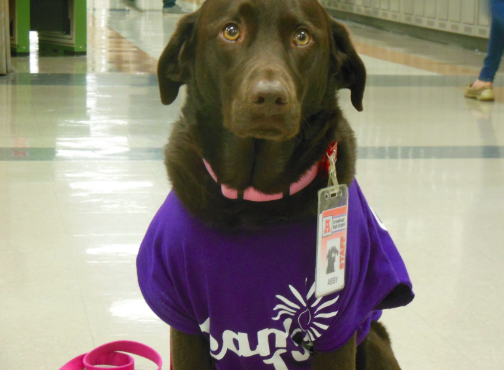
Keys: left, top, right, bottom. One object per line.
{"left": 139, "top": 0, "right": 413, "bottom": 369}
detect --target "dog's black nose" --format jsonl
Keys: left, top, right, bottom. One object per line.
{"left": 249, "top": 80, "right": 289, "bottom": 116}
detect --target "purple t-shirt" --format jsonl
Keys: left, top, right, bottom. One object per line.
{"left": 137, "top": 180, "right": 414, "bottom": 369}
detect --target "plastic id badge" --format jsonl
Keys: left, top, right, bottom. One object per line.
{"left": 315, "top": 185, "right": 349, "bottom": 298}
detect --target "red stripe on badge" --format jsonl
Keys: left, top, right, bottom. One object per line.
{"left": 323, "top": 206, "right": 347, "bottom": 218}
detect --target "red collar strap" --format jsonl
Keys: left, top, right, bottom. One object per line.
{"left": 320, "top": 141, "right": 338, "bottom": 173}
{"left": 203, "top": 142, "right": 337, "bottom": 202}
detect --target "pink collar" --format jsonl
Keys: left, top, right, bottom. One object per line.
{"left": 203, "top": 141, "right": 338, "bottom": 202}
{"left": 203, "top": 159, "right": 319, "bottom": 202}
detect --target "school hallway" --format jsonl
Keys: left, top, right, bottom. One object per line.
{"left": 1, "top": 0, "right": 503, "bottom": 369}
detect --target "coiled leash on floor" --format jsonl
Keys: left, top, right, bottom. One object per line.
{"left": 58, "top": 340, "right": 163, "bottom": 370}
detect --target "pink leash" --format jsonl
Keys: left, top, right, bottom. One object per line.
{"left": 59, "top": 340, "right": 163, "bottom": 370}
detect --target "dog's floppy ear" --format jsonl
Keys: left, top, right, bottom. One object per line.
{"left": 158, "top": 11, "right": 199, "bottom": 105}
{"left": 329, "top": 18, "right": 366, "bottom": 111}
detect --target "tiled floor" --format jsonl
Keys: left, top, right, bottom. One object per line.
{"left": 1, "top": 0, "right": 503, "bottom": 369}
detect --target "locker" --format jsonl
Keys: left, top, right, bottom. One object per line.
{"left": 319, "top": 0, "right": 489, "bottom": 40}
{"left": 461, "top": 0, "right": 475, "bottom": 24}
{"left": 414, "top": 0, "right": 424, "bottom": 16}
{"left": 437, "top": 0, "right": 448, "bottom": 19}
{"left": 425, "top": 0, "right": 436, "bottom": 18}
{"left": 449, "top": 0, "right": 461, "bottom": 22}
{"left": 478, "top": 0, "right": 490, "bottom": 26}
{"left": 403, "top": 0, "right": 414, "bottom": 14}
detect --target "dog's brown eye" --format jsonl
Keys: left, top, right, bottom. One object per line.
{"left": 294, "top": 29, "right": 311, "bottom": 46}
{"left": 223, "top": 24, "right": 240, "bottom": 41}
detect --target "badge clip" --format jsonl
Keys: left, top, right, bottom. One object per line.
{"left": 327, "top": 150, "right": 339, "bottom": 188}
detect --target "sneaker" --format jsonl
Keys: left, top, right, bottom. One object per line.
{"left": 162, "top": 4, "right": 188, "bottom": 14}
{"left": 464, "top": 84, "right": 495, "bottom": 101}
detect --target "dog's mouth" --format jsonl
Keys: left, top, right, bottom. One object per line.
{"left": 235, "top": 117, "right": 298, "bottom": 141}
{"left": 226, "top": 108, "right": 302, "bottom": 142}
{"left": 207, "top": 129, "right": 299, "bottom": 194}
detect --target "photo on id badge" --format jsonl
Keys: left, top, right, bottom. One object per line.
{"left": 316, "top": 204, "right": 347, "bottom": 297}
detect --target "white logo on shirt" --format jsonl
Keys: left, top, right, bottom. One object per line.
{"left": 199, "top": 282, "right": 339, "bottom": 369}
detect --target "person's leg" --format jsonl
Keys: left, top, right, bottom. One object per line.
{"left": 466, "top": 0, "right": 503, "bottom": 99}
{"left": 163, "top": 0, "right": 176, "bottom": 8}
{"left": 477, "top": 0, "right": 504, "bottom": 84}
{"left": 162, "top": 0, "right": 187, "bottom": 13}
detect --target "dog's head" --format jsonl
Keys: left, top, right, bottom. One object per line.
{"left": 158, "top": 0, "right": 365, "bottom": 139}
{"left": 159, "top": 0, "right": 364, "bottom": 223}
